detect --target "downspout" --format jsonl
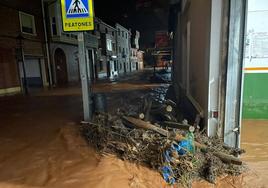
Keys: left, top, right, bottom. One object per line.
{"left": 41, "top": 0, "right": 53, "bottom": 87}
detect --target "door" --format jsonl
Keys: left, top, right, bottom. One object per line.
{"left": 106, "top": 61, "right": 111, "bottom": 77}
{"left": 19, "top": 58, "right": 42, "bottom": 88}
{"left": 54, "top": 48, "right": 68, "bottom": 85}
{"left": 123, "top": 62, "right": 126, "bottom": 73}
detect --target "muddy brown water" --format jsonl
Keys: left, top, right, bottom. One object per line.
{"left": 240, "top": 120, "right": 268, "bottom": 188}
{"left": 0, "top": 82, "right": 267, "bottom": 187}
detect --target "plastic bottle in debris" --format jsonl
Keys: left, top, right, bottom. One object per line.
{"left": 178, "top": 131, "right": 195, "bottom": 155}
{"left": 161, "top": 166, "right": 176, "bottom": 185}
{"left": 186, "top": 131, "right": 195, "bottom": 154}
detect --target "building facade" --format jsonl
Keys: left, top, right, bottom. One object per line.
{"left": 116, "top": 24, "right": 131, "bottom": 75}
{"left": 0, "top": 0, "right": 141, "bottom": 95}
{"left": 46, "top": 0, "right": 98, "bottom": 85}
{"left": 130, "top": 30, "right": 141, "bottom": 71}
{"left": 130, "top": 48, "right": 138, "bottom": 71}
{"left": 94, "top": 18, "right": 118, "bottom": 79}
{"left": 171, "top": 0, "right": 247, "bottom": 147}
{"left": 0, "top": 0, "right": 49, "bottom": 95}
{"left": 137, "top": 50, "right": 144, "bottom": 70}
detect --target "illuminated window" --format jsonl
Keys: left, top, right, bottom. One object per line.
{"left": 107, "top": 39, "right": 112, "bottom": 51}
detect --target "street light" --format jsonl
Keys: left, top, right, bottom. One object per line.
{"left": 16, "top": 33, "right": 28, "bottom": 95}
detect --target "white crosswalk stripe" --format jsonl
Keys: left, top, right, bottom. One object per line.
{"left": 67, "top": 0, "right": 89, "bottom": 16}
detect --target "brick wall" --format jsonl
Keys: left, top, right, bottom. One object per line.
{"left": 0, "top": 47, "right": 19, "bottom": 89}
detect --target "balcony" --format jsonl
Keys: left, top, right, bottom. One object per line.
{"left": 51, "top": 33, "right": 78, "bottom": 45}
{"left": 50, "top": 33, "right": 98, "bottom": 49}
{"left": 84, "top": 33, "right": 99, "bottom": 49}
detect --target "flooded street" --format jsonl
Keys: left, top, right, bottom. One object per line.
{"left": 0, "top": 71, "right": 167, "bottom": 188}
{"left": 0, "top": 83, "right": 165, "bottom": 188}
{"left": 240, "top": 120, "right": 268, "bottom": 188}
{"left": 0, "top": 71, "right": 267, "bottom": 188}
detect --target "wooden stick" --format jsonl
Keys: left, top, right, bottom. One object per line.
{"left": 123, "top": 116, "right": 242, "bottom": 165}
{"left": 162, "top": 121, "right": 191, "bottom": 130}
{"left": 194, "top": 114, "right": 201, "bottom": 129}
{"left": 123, "top": 116, "right": 169, "bottom": 136}
{"left": 144, "top": 98, "right": 152, "bottom": 121}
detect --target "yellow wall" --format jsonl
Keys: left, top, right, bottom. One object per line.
{"left": 0, "top": 87, "right": 21, "bottom": 96}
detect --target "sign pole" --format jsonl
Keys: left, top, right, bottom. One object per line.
{"left": 78, "top": 32, "right": 92, "bottom": 121}
{"left": 61, "top": 0, "right": 94, "bottom": 121}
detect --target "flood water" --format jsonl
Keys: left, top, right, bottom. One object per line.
{"left": 240, "top": 120, "right": 268, "bottom": 188}
{"left": 0, "top": 83, "right": 167, "bottom": 188}
{"left": 0, "top": 77, "right": 267, "bottom": 187}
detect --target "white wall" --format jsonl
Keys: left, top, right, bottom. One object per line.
{"left": 207, "top": 0, "right": 223, "bottom": 136}
{"left": 116, "top": 24, "right": 131, "bottom": 74}
{"left": 244, "top": 0, "right": 268, "bottom": 71}
{"left": 51, "top": 43, "right": 79, "bottom": 82}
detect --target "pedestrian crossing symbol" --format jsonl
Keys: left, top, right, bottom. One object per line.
{"left": 66, "top": 0, "right": 89, "bottom": 18}
{"left": 61, "top": 0, "right": 94, "bottom": 31}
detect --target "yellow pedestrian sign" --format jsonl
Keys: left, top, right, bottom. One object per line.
{"left": 61, "top": 0, "right": 94, "bottom": 31}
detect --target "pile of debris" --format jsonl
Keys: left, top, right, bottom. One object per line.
{"left": 81, "top": 95, "right": 245, "bottom": 187}
{"left": 150, "top": 69, "right": 172, "bottom": 83}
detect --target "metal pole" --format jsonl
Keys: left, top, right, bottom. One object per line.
{"left": 224, "top": 0, "right": 247, "bottom": 148}
{"left": 78, "top": 32, "right": 92, "bottom": 121}
{"left": 41, "top": 0, "right": 53, "bottom": 87}
{"left": 21, "top": 43, "right": 28, "bottom": 95}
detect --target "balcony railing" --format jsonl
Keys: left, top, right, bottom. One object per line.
{"left": 51, "top": 33, "right": 78, "bottom": 45}
{"left": 50, "top": 32, "right": 98, "bottom": 49}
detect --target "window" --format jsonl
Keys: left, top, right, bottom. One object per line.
{"left": 118, "top": 29, "right": 120, "bottom": 36}
{"left": 112, "top": 31, "right": 114, "bottom": 36}
{"left": 126, "top": 33, "right": 128, "bottom": 39}
{"left": 99, "top": 61, "right": 103, "bottom": 71}
{"left": 122, "top": 31, "right": 124, "bottom": 37}
{"left": 105, "top": 28, "right": 108, "bottom": 33}
{"left": 19, "top": 12, "right": 36, "bottom": 35}
{"left": 119, "top": 46, "right": 121, "bottom": 53}
{"left": 107, "top": 39, "right": 112, "bottom": 51}
{"left": 114, "top": 61, "right": 117, "bottom": 71}
{"left": 112, "top": 43, "right": 115, "bottom": 51}
{"left": 51, "top": 17, "right": 57, "bottom": 35}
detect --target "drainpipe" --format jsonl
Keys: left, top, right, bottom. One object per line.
{"left": 41, "top": 0, "right": 53, "bottom": 87}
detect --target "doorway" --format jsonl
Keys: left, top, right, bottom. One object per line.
{"left": 18, "top": 58, "right": 43, "bottom": 88}
{"left": 54, "top": 48, "right": 68, "bottom": 85}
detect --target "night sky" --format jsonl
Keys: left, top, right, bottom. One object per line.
{"left": 94, "top": 0, "right": 136, "bottom": 28}
{"left": 93, "top": 0, "right": 170, "bottom": 49}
